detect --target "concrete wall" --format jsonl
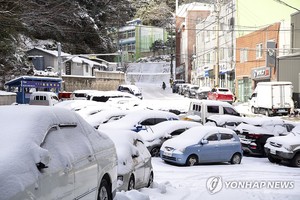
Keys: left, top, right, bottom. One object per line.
{"left": 62, "top": 71, "right": 125, "bottom": 92}
{"left": 0, "top": 92, "right": 17, "bottom": 105}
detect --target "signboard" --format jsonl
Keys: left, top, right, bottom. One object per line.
{"left": 266, "top": 41, "right": 276, "bottom": 68}
{"left": 22, "top": 81, "right": 60, "bottom": 88}
{"left": 251, "top": 67, "right": 271, "bottom": 80}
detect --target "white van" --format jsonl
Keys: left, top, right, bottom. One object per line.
{"left": 29, "top": 92, "right": 59, "bottom": 106}
{"left": 185, "top": 100, "right": 241, "bottom": 124}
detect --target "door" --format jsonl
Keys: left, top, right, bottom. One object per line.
{"left": 198, "top": 133, "right": 220, "bottom": 163}
{"left": 60, "top": 124, "right": 98, "bottom": 199}
{"left": 39, "top": 126, "right": 75, "bottom": 199}
{"left": 219, "top": 133, "right": 235, "bottom": 161}
{"left": 132, "top": 139, "right": 147, "bottom": 188}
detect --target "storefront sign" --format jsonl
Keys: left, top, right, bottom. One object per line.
{"left": 252, "top": 67, "right": 270, "bottom": 80}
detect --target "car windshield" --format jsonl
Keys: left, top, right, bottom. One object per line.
{"left": 218, "top": 89, "right": 229, "bottom": 92}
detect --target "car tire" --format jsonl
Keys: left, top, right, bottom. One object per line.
{"left": 147, "top": 172, "right": 154, "bottom": 187}
{"left": 230, "top": 153, "right": 242, "bottom": 164}
{"left": 128, "top": 174, "right": 135, "bottom": 190}
{"left": 186, "top": 155, "right": 198, "bottom": 166}
{"left": 267, "top": 154, "right": 281, "bottom": 164}
{"left": 150, "top": 147, "right": 160, "bottom": 157}
{"left": 265, "top": 109, "right": 270, "bottom": 116}
{"left": 98, "top": 178, "right": 112, "bottom": 200}
{"left": 291, "top": 153, "right": 300, "bottom": 167}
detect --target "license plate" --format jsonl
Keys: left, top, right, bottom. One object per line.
{"left": 163, "top": 151, "right": 172, "bottom": 157}
{"left": 270, "top": 149, "right": 276, "bottom": 155}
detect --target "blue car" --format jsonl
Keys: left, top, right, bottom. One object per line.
{"left": 160, "top": 126, "right": 243, "bottom": 166}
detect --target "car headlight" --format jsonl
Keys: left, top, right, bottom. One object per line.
{"left": 284, "top": 146, "right": 292, "bottom": 151}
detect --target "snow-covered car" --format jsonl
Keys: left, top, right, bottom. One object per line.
{"left": 195, "top": 87, "right": 211, "bottom": 100}
{"left": 0, "top": 106, "right": 117, "bottom": 200}
{"left": 104, "top": 130, "right": 153, "bottom": 191}
{"left": 87, "top": 91, "right": 140, "bottom": 102}
{"left": 138, "top": 120, "right": 202, "bottom": 157}
{"left": 184, "top": 85, "right": 199, "bottom": 98}
{"left": 29, "top": 91, "right": 59, "bottom": 106}
{"left": 98, "top": 110, "right": 179, "bottom": 132}
{"left": 160, "top": 126, "right": 242, "bottom": 166}
{"left": 70, "top": 89, "right": 98, "bottom": 100}
{"left": 117, "top": 84, "right": 143, "bottom": 100}
{"left": 54, "top": 99, "right": 104, "bottom": 111}
{"left": 205, "top": 114, "right": 245, "bottom": 130}
{"left": 235, "top": 117, "right": 295, "bottom": 156}
{"left": 264, "top": 125, "right": 300, "bottom": 167}
{"left": 85, "top": 109, "right": 131, "bottom": 128}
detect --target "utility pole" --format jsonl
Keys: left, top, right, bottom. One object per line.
{"left": 214, "top": 0, "right": 221, "bottom": 87}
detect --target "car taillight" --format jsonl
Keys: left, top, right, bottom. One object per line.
{"left": 248, "top": 134, "right": 262, "bottom": 139}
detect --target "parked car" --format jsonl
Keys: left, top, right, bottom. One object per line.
{"left": 87, "top": 91, "right": 140, "bottom": 103}
{"left": 205, "top": 114, "right": 245, "bottom": 130}
{"left": 117, "top": 84, "right": 143, "bottom": 100}
{"left": 104, "top": 130, "right": 153, "bottom": 191}
{"left": 98, "top": 110, "right": 179, "bottom": 132}
{"left": 235, "top": 117, "right": 295, "bottom": 156}
{"left": 70, "top": 89, "right": 98, "bottom": 100}
{"left": 172, "top": 79, "right": 185, "bottom": 93}
{"left": 138, "top": 120, "right": 202, "bottom": 157}
{"left": 0, "top": 106, "right": 117, "bottom": 200}
{"left": 184, "top": 85, "right": 199, "bottom": 98}
{"left": 178, "top": 84, "right": 192, "bottom": 95}
{"left": 29, "top": 91, "right": 59, "bottom": 106}
{"left": 195, "top": 87, "right": 211, "bottom": 100}
{"left": 207, "top": 87, "right": 235, "bottom": 103}
{"left": 185, "top": 99, "right": 241, "bottom": 124}
{"left": 160, "top": 126, "right": 243, "bottom": 166}
{"left": 85, "top": 109, "right": 131, "bottom": 129}
{"left": 264, "top": 125, "right": 300, "bottom": 167}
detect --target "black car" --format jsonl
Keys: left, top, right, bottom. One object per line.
{"left": 234, "top": 118, "right": 295, "bottom": 156}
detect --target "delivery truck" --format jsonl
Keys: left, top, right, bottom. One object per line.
{"left": 249, "top": 82, "right": 294, "bottom": 116}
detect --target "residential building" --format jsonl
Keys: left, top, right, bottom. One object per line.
{"left": 194, "top": 0, "right": 235, "bottom": 92}
{"left": 118, "top": 19, "right": 168, "bottom": 62}
{"left": 27, "top": 47, "right": 108, "bottom": 77}
{"left": 175, "top": 3, "right": 211, "bottom": 82}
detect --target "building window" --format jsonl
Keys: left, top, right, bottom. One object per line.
{"left": 128, "top": 30, "right": 135, "bottom": 38}
{"left": 256, "top": 43, "right": 263, "bottom": 59}
{"left": 206, "top": 53, "right": 210, "bottom": 63}
{"left": 206, "top": 31, "right": 210, "bottom": 42}
{"left": 240, "top": 48, "right": 248, "bottom": 63}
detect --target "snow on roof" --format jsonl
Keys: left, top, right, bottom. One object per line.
{"left": 0, "top": 91, "right": 16, "bottom": 96}
{"left": 32, "top": 47, "right": 70, "bottom": 57}
{"left": 138, "top": 120, "right": 202, "bottom": 142}
{"left": 85, "top": 109, "right": 130, "bottom": 127}
{"left": 162, "top": 126, "right": 235, "bottom": 151}
{"left": 98, "top": 110, "right": 179, "bottom": 130}
{"left": 206, "top": 115, "right": 245, "bottom": 126}
{"left": 66, "top": 56, "right": 107, "bottom": 68}
{"left": 119, "top": 84, "right": 142, "bottom": 94}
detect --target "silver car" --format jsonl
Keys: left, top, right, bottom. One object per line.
{"left": 0, "top": 106, "right": 117, "bottom": 200}
{"left": 105, "top": 130, "right": 153, "bottom": 191}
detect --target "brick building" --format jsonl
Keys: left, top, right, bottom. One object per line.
{"left": 235, "top": 22, "right": 280, "bottom": 102}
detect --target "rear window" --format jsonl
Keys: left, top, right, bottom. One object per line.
{"left": 34, "top": 96, "right": 46, "bottom": 101}
{"left": 192, "top": 104, "right": 201, "bottom": 112}
{"left": 218, "top": 89, "right": 229, "bottom": 92}
{"left": 74, "top": 93, "right": 86, "bottom": 98}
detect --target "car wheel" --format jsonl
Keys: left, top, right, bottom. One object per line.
{"left": 186, "top": 155, "right": 198, "bottom": 166}
{"left": 291, "top": 154, "right": 300, "bottom": 167}
{"left": 128, "top": 174, "right": 135, "bottom": 190}
{"left": 98, "top": 179, "right": 112, "bottom": 200}
{"left": 265, "top": 109, "right": 270, "bottom": 116}
{"left": 150, "top": 147, "right": 160, "bottom": 157}
{"left": 147, "top": 172, "right": 154, "bottom": 187}
{"left": 230, "top": 153, "right": 242, "bottom": 164}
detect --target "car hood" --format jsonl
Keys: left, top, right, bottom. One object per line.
{"left": 267, "top": 133, "right": 300, "bottom": 147}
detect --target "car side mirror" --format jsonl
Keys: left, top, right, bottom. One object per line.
{"left": 201, "top": 139, "right": 208, "bottom": 145}
{"left": 36, "top": 150, "right": 50, "bottom": 170}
